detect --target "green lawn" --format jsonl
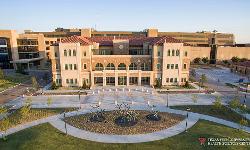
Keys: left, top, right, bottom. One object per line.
{"left": 0, "top": 120, "right": 249, "bottom": 150}
{"left": 170, "top": 105, "right": 250, "bottom": 126}
{"left": 0, "top": 108, "right": 76, "bottom": 131}
{"left": 0, "top": 73, "right": 30, "bottom": 92}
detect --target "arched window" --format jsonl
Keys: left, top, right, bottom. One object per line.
{"left": 69, "top": 49, "right": 72, "bottom": 56}
{"left": 176, "top": 49, "right": 180, "bottom": 56}
{"left": 167, "top": 49, "right": 171, "bottom": 56}
{"left": 95, "top": 63, "right": 104, "bottom": 71}
{"left": 141, "top": 63, "right": 149, "bottom": 71}
{"left": 64, "top": 50, "right": 67, "bottom": 56}
{"left": 118, "top": 63, "right": 126, "bottom": 70}
{"left": 172, "top": 50, "right": 175, "bottom": 56}
{"left": 129, "top": 63, "right": 137, "bottom": 70}
{"left": 73, "top": 49, "right": 76, "bottom": 56}
{"left": 106, "top": 63, "right": 115, "bottom": 70}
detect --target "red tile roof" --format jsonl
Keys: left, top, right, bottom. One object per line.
{"left": 61, "top": 35, "right": 92, "bottom": 45}
{"left": 61, "top": 35, "right": 190, "bottom": 46}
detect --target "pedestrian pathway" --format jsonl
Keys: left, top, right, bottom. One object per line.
{"left": 1, "top": 104, "right": 250, "bottom": 144}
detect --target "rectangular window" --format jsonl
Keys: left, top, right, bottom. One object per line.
{"left": 170, "top": 78, "right": 173, "bottom": 83}
{"left": 69, "top": 50, "right": 72, "bottom": 56}
{"left": 64, "top": 50, "right": 67, "bottom": 56}
{"left": 45, "top": 41, "right": 49, "bottom": 45}
{"left": 174, "top": 78, "right": 177, "bottom": 83}
{"left": 66, "top": 79, "right": 69, "bottom": 84}
{"left": 184, "top": 78, "right": 187, "bottom": 82}
{"left": 185, "top": 51, "right": 188, "bottom": 57}
{"left": 56, "top": 63, "right": 59, "bottom": 70}
{"left": 65, "top": 64, "right": 68, "bottom": 70}
{"left": 166, "top": 78, "right": 169, "bottom": 83}
{"left": 171, "top": 64, "right": 174, "bottom": 69}
{"left": 46, "top": 46, "right": 50, "bottom": 50}
{"left": 84, "top": 51, "right": 86, "bottom": 56}
{"left": 181, "top": 78, "right": 183, "bottom": 82}
{"left": 175, "top": 64, "right": 178, "bottom": 69}
{"left": 73, "top": 50, "right": 76, "bottom": 56}
{"left": 168, "top": 50, "right": 170, "bottom": 56}
{"left": 167, "top": 64, "right": 170, "bottom": 69}
{"left": 69, "top": 64, "right": 72, "bottom": 70}
{"left": 74, "top": 64, "right": 77, "bottom": 70}
{"left": 55, "top": 52, "right": 57, "bottom": 57}
{"left": 75, "top": 79, "right": 77, "bottom": 84}
{"left": 172, "top": 50, "right": 175, "bottom": 56}
{"left": 157, "top": 63, "right": 161, "bottom": 70}
{"left": 84, "top": 64, "right": 87, "bottom": 69}
{"left": 184, "top": 64, "right": 187, "bottom": 69}
{"left": 157, "top": 50, "right": 161, "bottom": 57}
{"left": 70, "top": 79, "right": 73, "bottom": 84}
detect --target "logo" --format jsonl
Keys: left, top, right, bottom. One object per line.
{"left": 198, "top": 137, "right": 206, "bottom": 145}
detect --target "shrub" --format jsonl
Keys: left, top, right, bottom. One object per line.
{"left": 201, "top": 57, "right": 209, "bottom": 64}
{"left": 0, "top": 69, "right": 4, "bottom": 79}
{"left": 183, "top": 81, "right": 191, "bottom": 88}
{"left": 154, "top": 78, "right": 162, "bottom": 88}
{"left": 200, "top": 74, "right": 207, "bottom": 86}
{"left": 229, "top": 97, "right": 241, "bottom": 109}
{"left": 82, "top": 80, "right": 87, "bottom": 89}
{"left": 231, "top": 56, "right": 240, "bottom": 63}
{"left": 239, "top": 119, "right": 248, "bottom": 130}
{"left": 240, "top": 58, "right": 248, "bottom": 62}
{"left": 212, "top": 96, "right": 222, "bottom": 110}
{"left": 223, "top": 60, "right": 229, "bottom": 65}
{"left": 51, "top": 82, "right": 58, "bottom": 90}
{"left": 31, "top": 76, "right": 39, "bottom": 90}
{"left": 193, "top": 57, "right": 201, "bottom": 64}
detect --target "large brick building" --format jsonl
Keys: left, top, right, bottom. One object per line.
{"left": 50, "top": 36, "right": 190, "bottom": 87}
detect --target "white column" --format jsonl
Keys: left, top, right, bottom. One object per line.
{"left": 115, "top": 71, "right": 118, "bottom": 86}
{"left": 138, "top": 70, "right": 141, "bottom": 86}
{"left": 91, "top": 72, "right": 94, "bottom": 88}
{"left": 126, "top": 72, "right": 130, "bottom": 86}
{"left": 103, "top": 72, "right": 106, "bottom": 86}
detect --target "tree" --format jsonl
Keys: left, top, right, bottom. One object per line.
{"left": 240, "top": 58, "right": 248, "bottom": 62}
{"left": 212, "top": 96, "right": 222, "bottom": 110}
{"left": 184, "top": 81, "right": 190, "bottom": 88}
{"left": 82, "top": 80, "right": 87, "bottom": 89}
{"left": 231, "top": 56, "right": 240, "bottom": 63}
{"left": 191, "top": 94, "right": 198, "bottom": 103}
{"left": 31, "top": 76, "right": 39, "bottom": 90}
{"left": 193, "top": 57, "right": 201, "bottom": 64}
{"left": 155, "top": 78, "right": 162, "bottom": 88}
{"left": 51, "top": 82, "right": 58, "bottom": 90}
{"left": 47, "top": 97, "right": 52, "bottom": 107}
{"left": 0, "top": 117, "right": 10, "bottom": 140}
{"left": 201, "top": 57, "right": 209, "bottom": 64}
{"left": 200, "top": 74, "right": 207, "bottom": 87}
{"left": 0, "top": 69, "right": 4, "bottom": 79}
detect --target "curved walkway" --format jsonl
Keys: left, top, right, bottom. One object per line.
{"left": 1, "top": 105, "right": 250, "bottom": 143}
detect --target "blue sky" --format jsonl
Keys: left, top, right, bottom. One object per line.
{"left": 1, "top": 0, "right": 249, "bottom": 43}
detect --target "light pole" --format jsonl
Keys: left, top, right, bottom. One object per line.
{"left": 64, "top": 112, "right": 68, "bottom": 135}
{"left": 166, "top": 88, "right": 169, "bottom": 107}
{"left": 185, "top": 107, "right": 191, "bottom": 132}
{"left": 78, "top": 90, "right": 81, "bottom": 109}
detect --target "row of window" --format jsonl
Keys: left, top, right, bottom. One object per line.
{"left": 166, "top": 64, "right": 187, "bottom": 69}
{"left": 64, "top": 49, "right": 76, "bottom": 57}
{"left": 66, "top": 78, "right": 78, "bottom": 84}
{"left": 166, "top": 78, "right": 187, "bottom": 83}
{"left": 167, "top": 49, "right": 180, "bottom": 57}
{"left": 65, "top": 64, "right": 77, "bottom": 70}
{"left": 95, "top": 63, "right": 150, "bottom": 71}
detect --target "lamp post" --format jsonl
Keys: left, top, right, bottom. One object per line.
{"left": 185, "top": 107, "right": 191, "bottom": 132}
{"left": 166, "top": 88, "right": 169, "bottom": 107}
{"left": 78, "top": 90, "right": 81, "bottom": 109}
{"left": 64, "top": 112, "right": 68, "bottom": 135}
